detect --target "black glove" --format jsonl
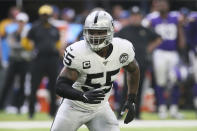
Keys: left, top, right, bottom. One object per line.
{"left": 82, "top": 90, "right": 105, "bottom": 104}
{"left": 121, "top": 94, "right": 136, "bottom": 124}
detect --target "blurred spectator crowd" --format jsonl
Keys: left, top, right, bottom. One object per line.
{"left": 0, "top": 0, "right": 197, "bottom": 120}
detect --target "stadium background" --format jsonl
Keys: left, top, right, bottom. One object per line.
{"left": 0, "top": 0, "right": 197, "bottom": 131}
{"left": 1, "top": 0, "right": 197, "bottom": 21}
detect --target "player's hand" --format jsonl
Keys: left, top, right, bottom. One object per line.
{"left": 82, "top": 90, "right": 105, "bottom": 104}
{"left": 121, "top": 94, "right": 136, "bottom": 124}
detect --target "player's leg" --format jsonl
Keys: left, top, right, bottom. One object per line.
{"left": 46, "top": 57, "right": 59, "bottom": 117}
{"left": 193, "top": 83, "right": 197, "bottom": 112}
{"left": 189, "top": 51, "right": 197, "bottom": 111}
{"left": 28, "top": 62, "right": 44, "bottom": 118}
{"left": 50, "top": 100, "right": 83, "bottom": 131}
{"left": 167, "top": 52, "right": 183, "bottom": 119}
{"left": 0, "top": 61, "right": 16, "bottom": 110}
{"left": 86, "top": 103, "right": 120, "bottom": 131}
{"left": 15, "top": 61, "right": 28, "bottom": 113}
{"left": 153, "top": 50, "right": 168, "bottom": 119}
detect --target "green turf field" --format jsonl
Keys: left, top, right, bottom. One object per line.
{"left": 0, "top": 112, "right": 52, "bottom": 121}
{"left": 0, "top": 110, "right": 196, "bottom": 121}
{"left": 0, "top": 110, "right": 196, "bottom": 131}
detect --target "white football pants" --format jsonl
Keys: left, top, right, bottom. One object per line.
{"left": 153, "top": 49, "right": 179, "bottom": 86}
{"left": 50, "top": 99, "right": 120, "bottom": 131}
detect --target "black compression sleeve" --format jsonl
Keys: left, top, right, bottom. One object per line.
{"left": 55, "top": 77, "right": 84, "bottom": 101}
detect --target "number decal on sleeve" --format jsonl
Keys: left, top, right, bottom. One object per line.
{"left": 64, "top": 51, "right": 75, "bottom": 66}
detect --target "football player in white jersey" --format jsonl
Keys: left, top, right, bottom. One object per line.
{"left": 51, "top": 10, "right": 140, "bottom": 131}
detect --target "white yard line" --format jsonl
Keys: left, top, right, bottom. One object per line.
{"left": 0, "top": 120, "right": 197, "bottom": 129}
{"left": 119, "top": 120, "right": 197, "bottom": 128}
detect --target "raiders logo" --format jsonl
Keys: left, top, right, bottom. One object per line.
{"left": 119, "top": 53, "right": 128, "bottom": 64}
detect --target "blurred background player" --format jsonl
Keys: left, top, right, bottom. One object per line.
{"left": 111, "top": 5, "right": 130, "bottom": 32}
{"left": 186, "top": 11, "right": 197, "bottom": 112}
{"left": 146, "top": 0, "right": 185, "bottom": 119}
{"left": 61, "top": 7, "right": 83, "bottom": 46}
{"left": 21, "top": 4, "right": 61, "bottom": 118}
{"left": 0, "top": 6, "right": 20, "bottom": 99}
{"left": 0, "top": 12, "right": 31, "bottom": 112}
{"left": 49, "top": 5, "right": 68, "bottom": 56}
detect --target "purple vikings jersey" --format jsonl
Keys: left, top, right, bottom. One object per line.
{"left": 187, "top": 12, "right": 197, "bottom": 52}
{"left": 150, "top": 12, "right": 179, "bottom": 51}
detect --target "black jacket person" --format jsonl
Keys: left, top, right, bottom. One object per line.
{"left": 21, "top": 5, "right": 61, "bottom": 118}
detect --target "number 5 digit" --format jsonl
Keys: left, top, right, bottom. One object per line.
{"left": 64, "top": 51, "right": 74, "bottom": 66}
{"left": 83, "top": 68, "right": 120, "bottom": 92}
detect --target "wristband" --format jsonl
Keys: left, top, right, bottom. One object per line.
{"left": 128, "top": 94, "right": 136, "bottom": 103}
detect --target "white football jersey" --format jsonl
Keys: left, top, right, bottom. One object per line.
{"left": 63, "top": 37, "right": 135, "bottom": 110}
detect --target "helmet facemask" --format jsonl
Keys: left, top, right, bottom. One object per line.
{"left": 84, "top": 28, "right": 113, "bottom": 51}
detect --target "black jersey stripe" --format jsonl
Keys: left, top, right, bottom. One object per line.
{"left": 94, "top": 11, "right": 99, "bottom": 24}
